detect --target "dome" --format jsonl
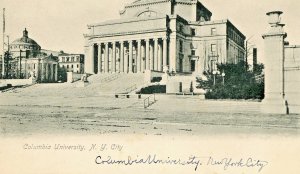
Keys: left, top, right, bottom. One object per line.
{"left": 11, "top": 28, "right": 41, "bottom": 48}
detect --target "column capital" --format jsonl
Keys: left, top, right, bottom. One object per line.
{"left": 104, "top": 42, "right": 109, "bottom": 45}
{"left": 128, "top": 40, "right": 133, "bottom": 44}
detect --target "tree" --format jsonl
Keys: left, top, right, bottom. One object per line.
{"left": 57, "top": 66, "right": 67, "bottom": 82}
{"left": 197, "top": 61, "right": 264, "bottom": 100}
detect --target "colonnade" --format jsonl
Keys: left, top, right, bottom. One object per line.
{"left": 89, "top": 37, "right": 168, "bottom": 74}
{"left": 25, "top": 60, "right": 58, "bottom": 82}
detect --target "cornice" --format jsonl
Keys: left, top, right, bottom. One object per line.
{"left": 125, "top": 0, "right": 170, "bottom": 8}
{"left": 86, "top": 28, "right": 168, "bottom": 39}
{"left": 88, "top": 15, "right": 167, "bottom": 27}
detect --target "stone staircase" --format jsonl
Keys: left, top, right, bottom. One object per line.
{"left": 2, "top": 73, "right": 147, "bottom": 102}
{"left": 87, "top": 73, "right": 145, "bottom": 94}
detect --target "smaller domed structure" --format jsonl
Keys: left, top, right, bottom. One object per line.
{"left": 10, "top": 28, "right": 41, "bottom": 58}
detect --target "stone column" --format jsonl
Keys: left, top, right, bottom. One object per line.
{"left": 141, "top": 43, "right": 145, "bottom": 72}
{"left": 48, "top": 63, "right": 55, "bottom": 82}
{"left": 104, "top": 43, "right": 109, "bottom": 73}
{"left": 162, "top": 38, "right": 168, "bottom": 72}
{"left": 261, "top": 11, "right": 288, "bottom": 114}
{"left": 154, "top": 38, "right": 158, "bottom": 71}
{"left": 41, "top": 62, "right": 45, "bottom": 82}
{"left": 150, "top": 41, "right": 153, "bottom": 70}
{"left": 137, "top": 40, "right": 141, "bottom": 73}
{"left": 145, "top": 39, "right": 150, "bottom": 70}
{"left": 120, "top": 41, "right": 124, "bottom": 72}
{"left": 158, "top": 39, "right": 163, "bottom": 72}
{"left": 128, "top": 41, "right": 133, "bottom": 73}
{"left": 90, "top": 44, "right": 95, "bottom": 74}
{"left": 36, "top": 59, "right": 41, "bottom": 81}
{"left": 55, "top": 64, "right": 58, "bottom": 81}
{"left": 98, "top": 43, "right": 102, "bottom": 73}
{"left": 169, "top": 37, "right": 177, "bottom": 72}
{"left": 112, "top": 42, "right": 116, "bottom": 73}
{"left": 46, "top": 63, "right": 49, "bottom": 82}
{"left": 124, "top": 43, "right": 128, "bottom": 73}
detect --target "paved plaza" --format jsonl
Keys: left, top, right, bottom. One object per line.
{"left": 0, "top": 84, "right": 299, "bottom": 137}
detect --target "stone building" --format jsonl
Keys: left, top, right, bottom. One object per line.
{"left": 84, "top": 0, "right": 245, "bottom": 75}
{"left": 21, "top": 54, "right": 58, "bottom": 83}
{"left": 58, "top": 53, "right": 85, "bottom": 74}
{"left": 8, "top": 28, "right": 58, "bottom": 82}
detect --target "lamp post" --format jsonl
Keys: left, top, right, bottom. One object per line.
{"left": 212, "top": 70, "right": 216, "bottom": 86}
{"left": 222, "top": 71, "right": 226, "bottom": 85}
{"left": 19, "top": 50, "right": 23, "bottom": 78}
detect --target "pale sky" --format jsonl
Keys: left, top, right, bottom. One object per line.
{"left": 0, "top": 0, "right": 299, "bottom": 63}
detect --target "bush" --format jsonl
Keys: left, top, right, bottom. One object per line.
{"left": 197, "top": 61, "right": 264, "bottom": 100}
{"left": 139, "top": 85, "right": 166, "bottom": 94}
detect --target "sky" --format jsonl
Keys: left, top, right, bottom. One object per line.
{"left": 0, "top": 0, "right": 299, "bottom": 63}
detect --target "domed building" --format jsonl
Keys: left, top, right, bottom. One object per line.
{"left": 7, "top": 28, "right": 58, "bottom": 82}
{"left": 10, "top": 28, "right": 41, "bottom": 58}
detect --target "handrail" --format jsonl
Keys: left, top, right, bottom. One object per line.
{"left": 124, "top": 84, "right": 137, "bottom": 93}
{"left": 115, "top": 84, "right": 137, "bottom": 94}
{"left": 143, "top": 93, "right": 157, "bottom": 109}
{"left": 100, "top": 73, "right": 120, "bottom": 83}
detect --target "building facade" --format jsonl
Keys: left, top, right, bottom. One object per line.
{"left": 21, "top": 55, "right": 58, "bottom": 83}
{"left": 7, "top": 28, "right": 58, "bottom": 82}
{"left": 58, "top": 53, "right": 84, "bottom": 74}
{"left": 84, "top": 0, "right": 245, "bottom": 75}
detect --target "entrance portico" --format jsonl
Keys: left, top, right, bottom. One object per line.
{"left": 86, "top": 37, "right": 169, "bottom": 74}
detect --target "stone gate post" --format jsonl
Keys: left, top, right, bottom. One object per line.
{"left": 261, "top": 11, "right": 288, "bottom": 114}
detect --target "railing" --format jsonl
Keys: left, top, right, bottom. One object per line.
{"left": 144, "top": 94, "right": 157, "bottom": 109}
{"left": 115, "top": 84, "right": 137, "bottom": 95}
{"left": 123, "top": 84, "right": 137, "bottom": 94}
{"left": 100, "top": 73, "right": 120, "bottom": 83}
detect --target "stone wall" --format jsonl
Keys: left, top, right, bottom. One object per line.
{"left": 67, "top": 72, "right": 85, "bottom": 83}
{"left": 0, "top": 78, "right": 35, "bottom": 87}
{"left": 284, "top": 45, "right": 300, "bottom": 114}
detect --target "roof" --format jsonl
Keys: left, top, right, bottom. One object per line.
{"left": 11, "top": 37, "right": 40, "bottom": 46}
{"left": 11, "top": 28, "right": 41, "bottom": 48}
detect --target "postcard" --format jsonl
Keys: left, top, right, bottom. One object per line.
{"left": 0, "top": 0, "right": 299, "bottom": 173}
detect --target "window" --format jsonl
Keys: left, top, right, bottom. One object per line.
{"left": 191, "top": 50, "right": 196, "bottom": 56}
{"left": 67, "top": 57, "right": 70, "bottom": 62}
{"left": 77, "top": 64, "right": 79, "bottom": 68}
{"left": 211, "top": 28, "right": 216, "bottom": 35}
{"left": 67, "top": 65, "right": 69, "bottom": 69}
{"left": 71, "top": 65, "right": 73, "bottom": 68}
{"left": 191, "top": 28, "right": 196, "bottom": 36}
{"left": 71, "top": 57, "right": 74, "bottom": 62}
{"left": 211, "top": 44, "right": 217, "bottom": 53}
{"left": 179, "top": 40, "right": 183, "bottom": 53}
